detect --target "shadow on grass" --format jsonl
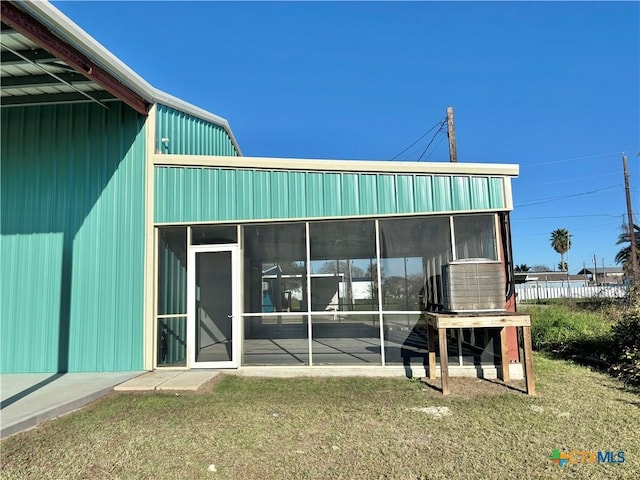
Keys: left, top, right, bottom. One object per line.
{"left": 482, "top": 377, "right": 529, "bottom": 395}
{"left": 535, "top": 338, "right": 612, "bottom": 373}
{"left": 418, "top": 378, "right": 445, "bottom": 395}
{"left": 606, "top": 381, "right": 640, "bottom": 397}
{"left": 534, "top": 339, "right": 640, "bottom": 395}
{"left": 418, "top": 376, "right": 530, "bottom": 397}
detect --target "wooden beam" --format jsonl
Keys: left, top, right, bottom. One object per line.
{"left": 424, "top": 312, "right": 531, "bottom": 329}
{"left": 1, "top": 2, "right": 149, "bottom": 115}
{"left": 499, "top": 326, "right": 510, "bottom": 382}
{"left": 428, "top": 324, "right": 437, "bottom": 380}
{"left": 522, "top": 326, "right": 536, "bottom": 395}
{"left": 438, "top": 328, "right": 450, "bottom": 395}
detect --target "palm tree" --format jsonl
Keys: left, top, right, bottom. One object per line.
{"left": 550, "top": 228, "right": 571, "bottom": 272}
{"left": 615, "top": 223, "right": 640, "bottom": 272}
{"left": 515, "top": 264, "right": 530, "bottom": 272}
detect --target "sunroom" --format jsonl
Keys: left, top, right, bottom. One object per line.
{"left": 152, "top": 155, "right": 519, "bottom": 375}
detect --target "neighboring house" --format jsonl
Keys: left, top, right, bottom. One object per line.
{"left": 575, "top": 267, "right": 625, "bottom": 285}
{"left": 2, "top": 0, "right": 522, "bottom": 377}
{"left": 515, "top": 272, "right": 587, "bottom": 288}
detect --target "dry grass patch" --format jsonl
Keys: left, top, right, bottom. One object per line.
{"left": 2, "top": 355, "right": 639, "bottom": 479}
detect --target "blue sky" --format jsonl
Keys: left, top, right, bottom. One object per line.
{"left": 53, "top": 1, "right": 639, "bottom": 272}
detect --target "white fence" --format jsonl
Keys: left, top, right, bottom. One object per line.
{"left": 515, "top": 285, "right": 628, "bottom": 302}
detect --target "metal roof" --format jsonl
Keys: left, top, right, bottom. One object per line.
{"left": 1, "top": 0, "right": 242, "bottom": 155}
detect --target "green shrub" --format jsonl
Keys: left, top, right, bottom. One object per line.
{"left": 525, "top": 305, "right": 613, "bottom": 351}
{"left": 522, "top": 304, "right": 640, "bottom": 386}
{"left": 521, "top": 305, "right": 613, "bottom": 370}
{"left": 609, "top": 311, "right": 640, "bottom": 386}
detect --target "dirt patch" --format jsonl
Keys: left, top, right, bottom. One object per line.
{"left": 408, "top": 406, "right": 452, "bottom": 418}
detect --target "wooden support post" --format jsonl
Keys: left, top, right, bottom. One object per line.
{"left": 522, "top": 326, "right": 536, "bottom": 395}
{"left": 499, "top": 326, "right": 510, "bottom": 382}
{"left": 438, "top": 328, "right": 450, "bottom": 395}
{"left": 428, "top": 324, "right": 437, "bottom": 380}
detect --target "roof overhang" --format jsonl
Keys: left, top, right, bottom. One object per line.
{"left": 1, "top": 0, "right": 242, "bottom": 154}
{"left": 1, "top": 1, "right": 149, "bottom": 114}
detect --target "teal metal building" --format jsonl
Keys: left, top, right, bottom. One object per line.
{"left": 1, "top": 1, "right": 521, "bottom": 375}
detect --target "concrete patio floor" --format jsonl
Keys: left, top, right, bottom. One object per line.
{"left": 0, "top": 370, "right": 230, "bottom": 439}
{"left": 1, "top": 372, "right": 142, "bottom": 439}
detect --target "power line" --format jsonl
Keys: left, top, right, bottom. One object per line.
{"left": 515, "top": 185, "right": 620, "bottom": 208}
{"left": 391, "top": 119, "right": 445, "bottom": 160}
{"left": 418, "top": 120, "right": 447, "bottom": 161}
{"left": 513, "top": 214, "right": 623, "bottom": 220}
{"left": 569, "top": 221, "right": 622, "bottom": 232}
{"left": 402, "top": 143, "right": 433, "bottom": 162}
{"left": 511, "top": 221, "right": 622, "bottom": 237}
{"left": 424, "top": 133, "right": 448, "bottom": 161}
{"left": 522, "top": 151, "right": 624, "bottom": 168}
{"left": 516, "top": 172, "right": 618, "bottom": 189}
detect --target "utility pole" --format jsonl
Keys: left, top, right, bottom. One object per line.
{"left": 623, "top": 153, "right": 639, "bottom": 283}
{"left": 447, "top": 106, "right": 457, "bottom": 163}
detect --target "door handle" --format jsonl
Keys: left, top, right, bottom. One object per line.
{"left": 227, "top": 314, "right": 233, "bottom": 319}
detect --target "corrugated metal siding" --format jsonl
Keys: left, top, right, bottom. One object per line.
{"left": 433, "top": 176, "right": 453, "bottom": 211}
{"left": 413, "top": 175, "right": 434, "bottom": 212}
{"left": 288, "top": 172, "right": 307, "bottom": 218}
{"left": 488, "top": 177, "right": 505, "bottom": 207}
{"left": 451, "top": 176, "right": 472, "bottom": 211}
{"left": 156, "top": 104, "right": 238, "bottom": 156}
{"left": 1, "top": 102, "right": 146, "bottom": 373}
{"left": 155, "top": 167, "right": 509, "bottom": 224}
{"left": 396, "top": 175, "right": 415, "bottom": 213}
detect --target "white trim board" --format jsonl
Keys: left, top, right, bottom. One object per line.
{"left": 154, "top": 154, "right": 519, "bottom": 176}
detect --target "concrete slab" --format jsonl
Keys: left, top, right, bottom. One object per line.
{"left": 1, "top": 372, "right": 143, "bottom": 439}
{"left": 234, "top": 366, "right": 414, "bottom": 378}
{"left": 157, "top": 371, "right": 220, "bottom": 391}
{"left": 232, "top": 364, "right": 524, "bottom": 379}
{"left": 114, "top": 370, "right": 182, "bottom": 392}
{"left": 115, "top": 370, "right": 220, "bottom": 392}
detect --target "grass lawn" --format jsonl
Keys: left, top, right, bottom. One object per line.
{"left": 2, "top": 354, "right": 639, "bottom": 479}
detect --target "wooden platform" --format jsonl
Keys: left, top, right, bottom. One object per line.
{"left": 425, "top": 311, "right": 535, "bottom": 396}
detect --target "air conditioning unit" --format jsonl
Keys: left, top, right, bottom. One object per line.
{"left": 442, "top": 259, "right": 505, "bottom": 312}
